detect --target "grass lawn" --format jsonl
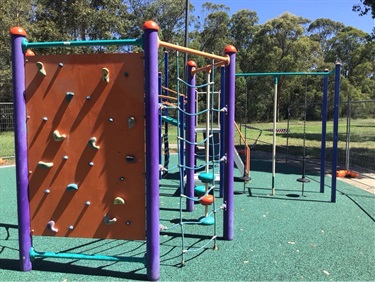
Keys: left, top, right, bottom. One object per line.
{"left": 1, "top": 118, "right": 374, "bottom": 170}
{"left": 0, "top": 131, "right": 15, "bottom": 158}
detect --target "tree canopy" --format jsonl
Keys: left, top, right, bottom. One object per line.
{"left": 1, "top": 0, "right": 374, "bottom": 122}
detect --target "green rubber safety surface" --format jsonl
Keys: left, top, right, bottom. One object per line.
{"left": 1, "top": 154, "right": 374, "bottom": 281}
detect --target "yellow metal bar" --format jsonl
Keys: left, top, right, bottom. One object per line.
{"left": 234, "top": 121, "right": 250, "bottom": 176}
{"left": 159, "top": 94, "right": 178, "bottom": 101}
{"left": 159, "top": 40, "right": 229, "bottom": 63}
{"left": 161, "top": 86, "right": 186, "bottom": 97}
{"left": 192, "top": 60, "right": 228, "bottom": 75}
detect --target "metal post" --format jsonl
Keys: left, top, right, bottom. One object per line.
{"left": 271, "top": 76, "right": 278, "bottom": 196}
{"left": 186, "top": 61, "right": 196, "bottom": 211}
{"left": 345, "top": 95, "right": 351, "bottom": 170}
{"left": 320, "top": 69, "right": 329, "bottom": 193}
{"left": 158, "top": 72, "right": 162, "bottom": 178}
{"left": 143, "top": 20, "right": 160, "bottom": 281}
{"left": 219, "top": 66, "right": 225, "bottom": 198}
{"left": 223, "top": 45, "right": 236, "bottom": 240}
{"left": 10, "top": 26, "right": 32, "bottom": 272}
{"left": 331, "top": 63, "right": 341, "bottom": 203}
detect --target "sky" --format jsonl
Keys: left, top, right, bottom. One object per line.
{"left": 191, "top": 0, "right": 374, "bottom": 34}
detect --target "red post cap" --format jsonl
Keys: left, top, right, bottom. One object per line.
{"left": 224, "top": 45, "right": 237, "bottom": 54}
{"left": 10, "top": 26, "right": 27, "bottom": 36}
{"left": 187, "top": 60, "right": 197, "bottom": 67}
{"left": 143, "top": 21, "right": 160, "bottom": 31}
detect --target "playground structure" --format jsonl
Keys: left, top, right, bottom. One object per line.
{"left": 160, "top": 51, "right": 250, "bottom": 188}
{"left": 10, "top": 21, "right": 236, "bottom": 281}
{"left": 236, "top": 67, "right": 341, "bottom": 202}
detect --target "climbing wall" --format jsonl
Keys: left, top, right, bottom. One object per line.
{"left": 25, "top": 53, "right": 146, "bottom": 240}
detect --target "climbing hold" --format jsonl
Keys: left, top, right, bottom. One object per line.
{"left": 103, "top": 214, "right": 117, "bottom": 225}
{"left": 42, "top": 117, "right": 48, "bottom": 121}
{"left": 47, "top": 220, "right": 58, "bottom": 233}
{"left": 63, "top": 155, "right": 68, "bottom": 160}
{"left": 198, "top": 172, "right": 216, "bottom": 184}
{"left": 199, "top": 194, "right": 215, "bottom": 206}
{"left": 37, "top": 161, "right": 53, "bottom": 168}
{"left": 85, "top": 201, "right": 91, "bottom": 206}
{"left": 52, "top": 130, "right": 66, "bottom": 142}
{"left": 68, "top": 225, "right": 74, "bottom": 230}
{"left": 113, "top": 197, "right": 126, "bottom": 205}
{"left": 102, "top": 68, "right": 110, "bottom": 83}
{"left": 36, "top": 61, "right": 46, "bottom": 76}
{"left": 66, "top": 92, "right": 74, "bottom": 101}
{"left": 88, "top": 137, "right": 100, "bottom": 150}
{"left": 66, "top": 183, "right": 78, "bottom": 191}
{"left": 199, "top": 215, "right": 215, "bottom": 225}
{"left": 194, "top": 185, "right": 206, "bottom": 196}
{"left": 125, "top": 155, "right": 136, "bottom": 163}
{"left": 44, "top": 189, "right": 50, "bottom": 194}
{"left": 128, "top": 117, "right": 135, "bottom": 128}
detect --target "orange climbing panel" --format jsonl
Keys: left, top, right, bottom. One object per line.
{"left": 25, "top": 53, "right": 146, "bottom": 240}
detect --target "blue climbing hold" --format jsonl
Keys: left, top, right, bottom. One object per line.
{"left": 199, "top": 215, "right": 215, "bottom": 225}
{"left": 194, "top": 185, "right": 206, "bottom": 196}
{"left": 66, "top": 92, "right": 74, "bottom": 101}
{"left": 198, "top": 172, "right": 215, "bottom": 184}
{"left": 66, "top": 183, "right": 78, "bottom": 191}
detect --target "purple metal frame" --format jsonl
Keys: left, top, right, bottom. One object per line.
{"left": 330, "top": 63, "right": 341, "bottom": 203}
{"left": 10, "top": 27, "right": 32, "bottom": 272}
{"left": 223, "top": 46, "right": 236, "bottom": 240}
{"left": 143, "top": 21, "right": 160, "bottom": 280}
{"left": 185, "top": 61, "right": 197, "bottom": 212}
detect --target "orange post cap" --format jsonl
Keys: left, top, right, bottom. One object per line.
{"left": 143, "top": 21, "right": 160, "bottom": 31}
{"left": 10, "top": 26, "right": 27, "bottom": 36}
{"left": 187, "top": 60, "right": 197, "bottom": 67}
{"left": 224, "top": 45, "right": 237, "bottom": 54}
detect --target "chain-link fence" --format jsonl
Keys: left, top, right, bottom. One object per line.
{"left": 337, "top": 99, "right": 375, "bottom": 174}
{"left": 0, "top": 102, "right": 14, "bottom": 132}
{"left": 0, "top": 102, "right": 15, "bottom": 160}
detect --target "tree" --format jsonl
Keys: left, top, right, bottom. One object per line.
{"left": 353, "top": 0, "right": 375, "bottom": 18}
{"left": 247, "top": 13, "right": 323, "bottom": 121}
{"left": 308, "top": 18, "right": 345, "bottom": 57}
{"left": 0, "top": 0, "right": 34, "bottom": 101}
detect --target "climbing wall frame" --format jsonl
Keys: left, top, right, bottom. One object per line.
{"left": 25, "top": 53, "right": 146, "bottom": 240}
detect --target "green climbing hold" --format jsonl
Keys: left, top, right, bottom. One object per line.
{"left": 199, "top": 215, "right": 215, "bottom": 225}
{"left": 194, "top": 185, "right": 206, "bottom": 196}
{"left": 198, "top": 172, "right": 215, "bottom": 183}
{"left": 66, "top": 183, "right": 78, "bottom": 191}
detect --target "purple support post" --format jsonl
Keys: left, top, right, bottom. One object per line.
{"left": 320, "top": 70, "right": 329, "bottom": 193}
{"left": 10, "top": 27, "right": 32, "bottom": 272}
{"left": 158, "top": 72, "right": 162, "bottom": 179}
{"left": 143, "top": 21, "right": 160, "bottom": 281}
{"left": 185, "top": 61, "right": 197, "bottom": 211}
{"left": 219, "top": 66, "right": 225, "bottom": 198}
{"left": 223, "top": 45, "right": 237, "bottom": 240}
{"left": 331, "top": 63, "right": 341, "bottom": 203}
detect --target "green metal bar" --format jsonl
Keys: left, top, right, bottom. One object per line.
{"left": 235, "top": 70, "right": 334, "bottom": 77}
{"left": 22, "top": 37, "right": 143, "bottom": 52}
{"left": 30, "top": 248, "right": 145, "bottom": 263}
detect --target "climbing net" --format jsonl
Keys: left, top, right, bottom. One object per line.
{"left": 159, "top": 51, "right": 228, "bottom": 265}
